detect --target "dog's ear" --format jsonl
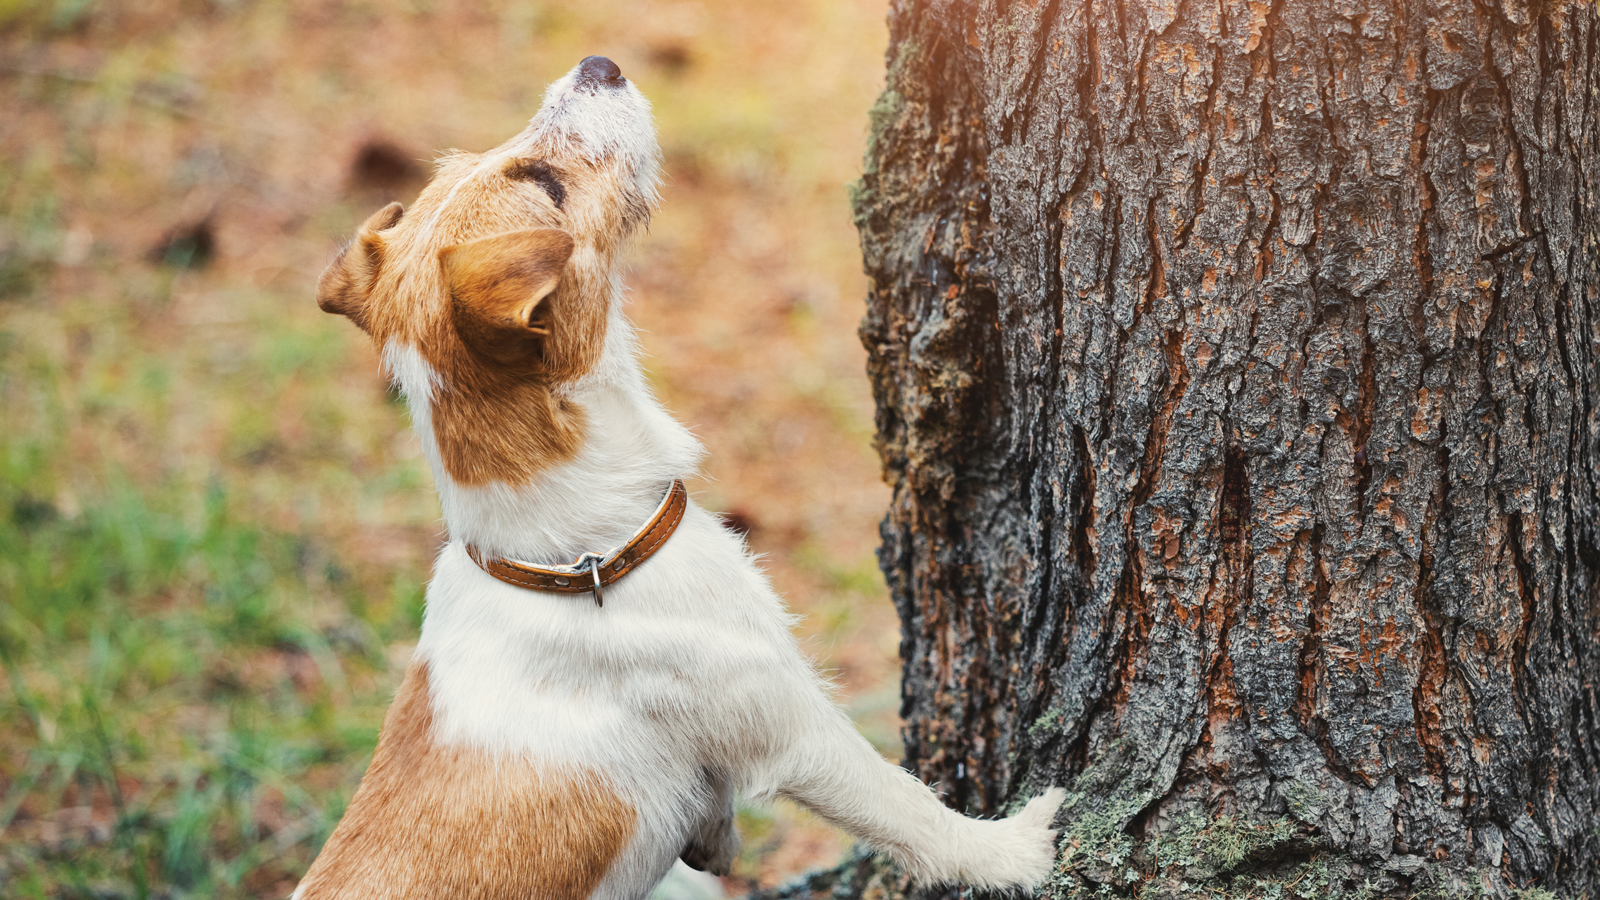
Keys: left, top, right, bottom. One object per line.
{"left": 439, "top": 229, "right": 576, "bottom": 365}
{"left": 317, "top": 202, "right": 405, "bottom": 330}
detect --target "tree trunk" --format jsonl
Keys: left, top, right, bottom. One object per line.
{"left": 778, "top": 0, "right": 1600, "bottom": 896}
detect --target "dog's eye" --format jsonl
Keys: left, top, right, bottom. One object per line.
{"left": 505, "top": 159, "right": 566, "bottom": 210}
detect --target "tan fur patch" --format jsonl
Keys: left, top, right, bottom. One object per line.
{"left": 296, "top": 661, "right": 635, "bottom": 900}
{"left": 318, "top": 140, "right": 650, "bottom": 486}
{"left": 431, "top": 374, "right": 588, "bottom": 486}
{"left": 429, "top": 226, "right": 591, "bottom": 484}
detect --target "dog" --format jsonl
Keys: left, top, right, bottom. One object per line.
{"left": 295, "top": 55, "right": 1064, "bottom": 900}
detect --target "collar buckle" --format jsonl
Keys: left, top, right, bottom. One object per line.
{"left": 573, "top": 552, "right": 608, "bottom": 607}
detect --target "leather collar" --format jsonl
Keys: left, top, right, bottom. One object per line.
{"left": 466, "top": 479, "right": 688, "bottom": 607}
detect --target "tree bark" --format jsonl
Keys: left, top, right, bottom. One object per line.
{"left": 779, "top": 0, "right": 1600, "bottom": 896}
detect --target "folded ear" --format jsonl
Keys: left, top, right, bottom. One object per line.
{"left": 317, "top": 202, "right": 404, "bottom": 330}
{"left": 439, "top": 229, "right": 576, "bottom": 365}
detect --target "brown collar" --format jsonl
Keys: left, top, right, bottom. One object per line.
{"left": 466, "top": 479, "right": 688, "bottom": 607}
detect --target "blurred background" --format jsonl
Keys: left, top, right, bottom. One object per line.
{"left": 0, "top": 0, "right": 894, "bottom": 896}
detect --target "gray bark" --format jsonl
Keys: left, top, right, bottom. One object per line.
{"left": 771, "top": 0, "right": 1600, "bottom": 896}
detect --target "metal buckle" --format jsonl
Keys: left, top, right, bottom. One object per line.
{"left": 573, "top": 552, "right": 607, "bottom": 607}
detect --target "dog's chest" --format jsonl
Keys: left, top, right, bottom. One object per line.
{"left": 416, "top": 552, "right": 723, "bottom": 764}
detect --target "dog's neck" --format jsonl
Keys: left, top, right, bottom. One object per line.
{"left": 383, "top": 312, "right": 703, "bottom": 564}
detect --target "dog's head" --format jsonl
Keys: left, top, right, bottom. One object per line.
{"left": 316, "top": 56, "right": 661, "bottom": 486}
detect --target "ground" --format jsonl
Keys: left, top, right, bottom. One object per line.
{"left": 0, "top": 0, "right": 893, "bottom": 896}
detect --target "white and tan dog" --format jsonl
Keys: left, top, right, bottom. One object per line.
{"left": 295, "top": 56, "right": 1064, "bottom": 900}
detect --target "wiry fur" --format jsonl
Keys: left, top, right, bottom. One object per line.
{"left": 297, "top": 57, "right": 1064, "bottom": 900}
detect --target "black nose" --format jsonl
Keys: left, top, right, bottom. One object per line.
{"left": 578, "top": 55, "right": 624, "bottom": 86}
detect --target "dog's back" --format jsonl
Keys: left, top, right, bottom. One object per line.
{"left": 296, "top": 661, "right": 633, "bottom": 900}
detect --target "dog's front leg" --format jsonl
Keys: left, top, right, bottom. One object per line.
{"left": 680, "top": 767, "right": 739, "bottom": 876}
{"left": 762, "top": 702, "right": 1064, "bottom": 891}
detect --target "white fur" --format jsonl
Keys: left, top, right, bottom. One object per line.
{"left": 352, "top": 58, "right": 1064, "bottom": 900}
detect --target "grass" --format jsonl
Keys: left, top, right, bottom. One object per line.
{"left": 0, "top": 285, "right": 424, "bottom": 895}
{"left": 0, "top": 0, "right": 893, "bottom": 895}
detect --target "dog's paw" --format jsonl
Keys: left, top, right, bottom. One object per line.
{"left": 957, "top": 786, "right": 1065, "bottom": 891}
{"left": 1017, "top": 786, "right": 1066, "bottom": 832}
{"left": 1009, "top": 787, "right": 1067, "bottom": 886}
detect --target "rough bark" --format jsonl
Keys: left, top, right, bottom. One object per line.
{"left": 776, "top": 0, "right": 1600, "bottom": 896}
